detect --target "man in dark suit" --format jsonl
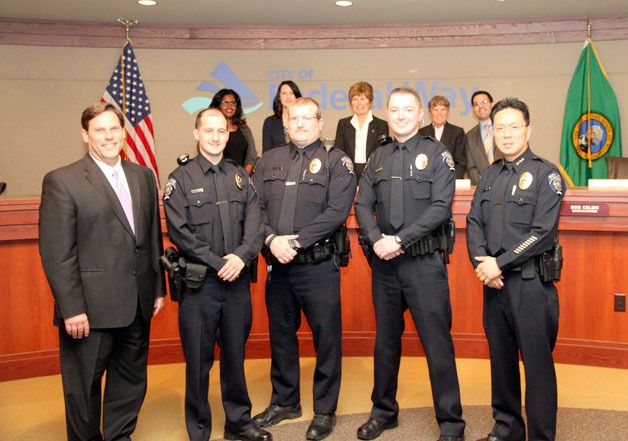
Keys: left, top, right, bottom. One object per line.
{"left": 418, "top": 95, "right": 467, "bottom": 179}
{"left": 465, "top": 90, "right": 502, "bottom": 185}
{"left": 333, "top": 81, "right": 389, "bottom": 180}
{"left": 39, "top": 102, "right": 165, "bottom": 441}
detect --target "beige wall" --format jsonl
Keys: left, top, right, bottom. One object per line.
{"left": 1, "top": 40, "right": 627, "bottom": 196}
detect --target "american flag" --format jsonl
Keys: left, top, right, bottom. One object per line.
{"left": 101, "top": 41, "right": 159, "bottom": 182}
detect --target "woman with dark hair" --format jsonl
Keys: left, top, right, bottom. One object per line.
{"left": 262, "top": 81, "right": 302, "bottom": 153}
{"left": 333, "top": 81, "right": 388, "bottom": 179}
{"left": 209, "top": 89, "right": 258, "bottom": 174}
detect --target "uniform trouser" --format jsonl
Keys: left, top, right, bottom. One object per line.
{"left": 484, "top": 272, "right": 559, "bottom": 441}
{"left": 369, "top": 252, "right": 465, "bottom": 437}
{"left": 265, "top": 258, "right": 342, "bottom": 415}
{"left": 58, "top": 303, "right": 150, "bottom": 441}
{"left": 178, "top": 274, "right": 253, "bottom": 441}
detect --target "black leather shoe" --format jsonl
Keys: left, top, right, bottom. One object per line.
{"left": 224, "top": 426, "right": 272, "bottom": 441}
{"left": 476, "top": 436, "right": 504, "bottom": 441}
{"left": 305, "top": 414, "right": 336, "bottom": 440}
{"left": 252, "top": 403, "right": 302, "bottom": 428}
{"left": 357, "top": 417, "right": 399, "bottom": 440}
{"left": 438, "top": 435, "right": 464, "bottom": 441}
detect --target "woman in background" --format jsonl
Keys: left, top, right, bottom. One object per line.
{"left": 209, "top": 89, "right": 257, "bottom": 174}
{"left": 333, "top": 81, "right": 388, "bottom": 180}
{"left": 262, "top": 81, "right": 302, "bottom": 153}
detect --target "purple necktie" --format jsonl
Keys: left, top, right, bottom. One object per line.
{"left": 112, "top": 170, "right": 135, "bottom": 234}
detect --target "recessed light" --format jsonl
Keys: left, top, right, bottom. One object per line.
{"left": 138, "top": 0, "right": 157, "bottom": 6}
{"left": 336, "top": 1, "right": 353, "bottom": 7}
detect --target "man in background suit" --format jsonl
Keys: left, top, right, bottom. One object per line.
{"left": 466, "top": 90, "right": 502, "bottom": 185}
{"left": 39, "top": 102, "right": 165, "bottom": 441}
{"left": 419, "top": 95, "right": 467, "bottom": 179}
{"left": 333, "top": 81, "right": 389, "bottom": 180}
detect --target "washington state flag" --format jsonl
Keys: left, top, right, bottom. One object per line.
{"left": 559, "top": 39, "right": 622, "bottom": 187}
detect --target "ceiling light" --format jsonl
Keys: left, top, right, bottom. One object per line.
{"left": 336, "top": 1, "right": 353, "bottom": 7}
{"left": 138, "top": 0, "right": 157, "bottom": 6}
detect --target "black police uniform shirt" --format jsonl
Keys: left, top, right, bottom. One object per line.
{"left": 252, "top": 140, "right": 356, "bottom": 249}
{"left": 163, "top": 154, "right": 262, "bottom": 272}
{"left": 355, "top": 132, "right": 456, "bottom": 248}
{"left": 466, "top": 147, "right": 565, "bottom": 271}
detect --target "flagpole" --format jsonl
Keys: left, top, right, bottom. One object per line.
{"left": 586, "top": 18, "right": 593, "bottom": 168}
{"left": 116, "top": 18, "right": 138, "bottom": 160}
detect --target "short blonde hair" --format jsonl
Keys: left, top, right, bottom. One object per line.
{"left": 387, "top": 87, "right": 423, "bottom": 109}
{"left": 289, "top": 97, "right": 322, "bottom": 119}
{"left": 348, "top": 81, "right": 374, "bottom": 102}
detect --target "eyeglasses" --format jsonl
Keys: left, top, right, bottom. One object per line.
{"left": 220, "top": 100, "right": 237, "bottom": 106}
{"left": 494, "top": 124, "right": 527, "bottom": 135}
{"left": 473, "top": 99, "right": 491, "bottom": 107}
{"left": 288, "top": 115, "right": 319, "bottom": 123}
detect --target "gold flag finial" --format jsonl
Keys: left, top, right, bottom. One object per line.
{"left": 587, "top": 17, "right": 592, "bottom": 40}
{"left": 117, "top": 18, "right": 139, "bottom": 42}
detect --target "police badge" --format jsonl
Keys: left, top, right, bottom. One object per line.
{"left": 235, "top": 173, "right": 244, "bottom": 190}
{"left": 415, "top": 154, "right": 429, "bottom": 170}
{"left": 519, "top": 172, "right": 533, "bottom": 190}
{"left": 309, "top": 158, "right": 322, "bottom": 174}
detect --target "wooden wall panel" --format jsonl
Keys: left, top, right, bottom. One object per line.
{"left": 1, "top": 189, "right": 627, "bottom": 381}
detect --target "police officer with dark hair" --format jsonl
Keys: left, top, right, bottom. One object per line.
{"left": 354, "top": 87, "right": 465, "bottom": 441}
{"left": 466, "top": 97, "right": 565, "bottom": 441}
{"left": 164, "top": 108, "right": 271, "bottom": 441}
{"left": 251, "top": 97, "right": 356, "bottom": 441}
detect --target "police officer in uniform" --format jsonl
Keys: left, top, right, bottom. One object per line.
{"left": 164, "top": 108, "right": 271, "bottom": 441}
{"left": 251, "top": 97, "right": 356, "bottom": 441}
{"left": 466, "top": 98, "right": 565, "bottom": 441}
{"left": 354, "top": 87, "right": 465, "bottom": 441}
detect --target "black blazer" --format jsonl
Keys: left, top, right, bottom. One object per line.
{"left": 333, "top": 115, "right": 389, "bottom": 165}
{"left": 39, "top": 154, "right": 165, "bottom": 329}
{"left": 418, "top": 121, "right": 467, "bottom": 179}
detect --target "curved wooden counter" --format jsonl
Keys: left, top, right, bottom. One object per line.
{"left": 1, "top": 188, "right": 627, "bottom": 381}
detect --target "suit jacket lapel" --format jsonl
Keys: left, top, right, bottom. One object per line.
{"left": 82, "top": 155, "right": 136, "bottom": 238}
{"left": 365, "top": 120, "right": 377, "bottom": 158}
{"left": 441, "top": 122, "right": 453, "bottom": 147}
{"left": 346, "top": 121, "right": 357, "bottom": 158}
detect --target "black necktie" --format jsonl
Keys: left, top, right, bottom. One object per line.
{"left": 389, "top": 144, "right": 405, "bottom": 230}
{"left": 487, "top": 164, "right": 512, "bottom": 254}
{"left": 213, "top": 165, "right": 233, "bottom": 254}
{"left": 277, "top": 149, "right": 304, "bottom": 235}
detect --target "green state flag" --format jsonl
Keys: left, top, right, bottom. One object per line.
{"left": 559, "top": 39, "right": 622, "bottom": 187}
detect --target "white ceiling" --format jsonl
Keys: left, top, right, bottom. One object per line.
{"left": 1, "top": 0, "right": 627, "bottom": 27}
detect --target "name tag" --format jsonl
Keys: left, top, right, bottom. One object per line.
{"left": 285, "top": 182, "right": 296, "bottom": 186}
{"left": 190, "top": 187, "right": 204, "bottom": 194}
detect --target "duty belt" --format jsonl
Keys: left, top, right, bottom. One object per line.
{"left": 292, "top": 241, "right": 335, "bottom": 264}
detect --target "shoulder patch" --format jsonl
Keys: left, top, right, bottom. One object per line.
{"left": 164, "top": 177, "right": 176, "bottom": 200}
{"left": 441, "top": 151, "right": 456, "bottom": 171}
{"left": 548, "top": 172, "right": 563, "bottom": 196}
{"left": 341, "top": 156, "right": 354, "bottom": 174}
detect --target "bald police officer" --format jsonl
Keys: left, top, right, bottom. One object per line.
{"left": 252, "top": 97, "right": 356, "bottom": 440}
{"left": 355, "top": 87, "right": 465, "bottom": 441}
{"left": 164, "top": 108, "right": 271, "bottom": 441}
{"left": 467, "top": 98, "right": 565, "bottom": 441}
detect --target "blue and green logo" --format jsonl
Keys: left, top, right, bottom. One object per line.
{"left": 182, "top": 62, "right": 263, "bottom": 115}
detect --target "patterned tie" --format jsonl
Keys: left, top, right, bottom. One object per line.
{"left": 389, "top": 144, "right": 405, "bottom": 230}
{"left": 277, "top": 149, "right": 304, "bottom": 235}
{"left": 483, "top": 124, "right": 494, "bottom": 164}
{"left": 212, "top": 165, "right": 234, "bottom": 254}
{"left": 112, "top": 170, "right": 135, "bottom": 234}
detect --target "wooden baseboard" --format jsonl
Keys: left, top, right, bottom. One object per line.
{"left": 2, "top": 333, "right": 625, "bottom": 382}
